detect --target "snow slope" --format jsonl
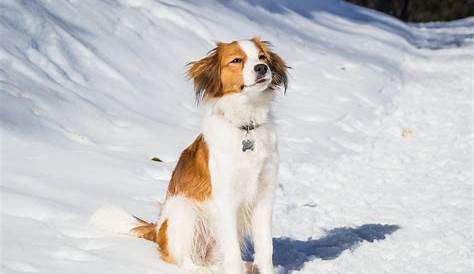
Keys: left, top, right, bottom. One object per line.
{"left": 1, "top": 0, "right": 472, "bottom": 273}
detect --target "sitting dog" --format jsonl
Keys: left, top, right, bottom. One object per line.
{"left": 132, "top": 37, "right": 288, "bottom": 274}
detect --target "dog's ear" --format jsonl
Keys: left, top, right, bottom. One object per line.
{"left": 186, "top": 44, "right": 222, "bottom": 102}
{"left": 252, "top": 37, "right": 289, "bottom": 93}
{"left": 268, "top": 48, "right": 289, "bottom": 92}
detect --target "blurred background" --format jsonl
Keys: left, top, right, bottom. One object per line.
{"left": 346, "top": 0, "right": 474, "bottom": 22}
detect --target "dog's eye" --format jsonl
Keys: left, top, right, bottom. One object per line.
{"left": 259, "top": 54, "right": 266, "bottom": 60}
{"left": 230, "top": 58, "right": 242, "bottom": 64}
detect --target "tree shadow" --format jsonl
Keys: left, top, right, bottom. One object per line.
{"left": 243, "top": 223, "right": 399, "bottom": 273}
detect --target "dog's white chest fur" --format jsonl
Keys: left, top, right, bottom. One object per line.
{"left": 202, "top": 91, "right": 277, "bottom": 203}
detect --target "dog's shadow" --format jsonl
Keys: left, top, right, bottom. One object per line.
{"left": 243, "top": 224, "right": 399, "bottom": 273}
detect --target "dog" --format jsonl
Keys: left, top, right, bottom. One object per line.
{"left": 131, "top": 37, "right": 288, "bottom": 274}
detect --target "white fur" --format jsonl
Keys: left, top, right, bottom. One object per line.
{"left": 161, "top": 196, "right": 199, "bottom": 265}
{"left": 90, "top": 206, "right": 140, "bottom": 234}
{"left": 159, "top": 40, "right": 278, "bottom": 274}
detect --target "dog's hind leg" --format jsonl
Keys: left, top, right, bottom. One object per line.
{"left": 160, "top": 196, "right": 215, "bottom": 267}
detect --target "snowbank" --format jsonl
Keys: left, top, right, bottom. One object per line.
{"left": 1, "top": 0, "right": 472, "bottom": 273}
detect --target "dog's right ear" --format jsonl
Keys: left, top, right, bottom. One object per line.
{"left": 251, "top": 37, "right": 289, "bottom": 93}
{"left": 186, "top": 43, "right": 223, "bottom": 102}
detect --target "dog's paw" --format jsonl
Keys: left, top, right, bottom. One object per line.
{"left": 244, "top": 262, "right": 260, "bottom": 274}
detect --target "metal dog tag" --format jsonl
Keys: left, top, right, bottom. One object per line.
{"left": 242, "top": 139, "right": 255, "bottom": 152}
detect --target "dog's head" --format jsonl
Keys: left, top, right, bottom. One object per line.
{"left": 187, "top": 37, "right": 288, "bottom": 102}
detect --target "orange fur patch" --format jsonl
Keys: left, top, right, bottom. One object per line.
{"left": 219, "top": 41, "right": 246, "bottom": 95}
{"left": 131, "top": 216, "right": 157, "bottom": 242}
{"left": 187, "top": 47, "right": 222, "bottom": 101}
{"left": 187, "top": 42, "right": 247, "bottom": 101}
{"left": 130, "top": 217, "right": 173, "bottom": 263}
{"left": 167, "top": 134, "right": 212, "bottom": 201}
{"left": 157, "top": 219, "right": 174, "bottom": 263}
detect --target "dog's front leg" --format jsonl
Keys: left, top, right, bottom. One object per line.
{"left": 214, "top": 197, "right": 245, "bottom": 274}
{"left": 251, "top": 200, "right": 274, "bottom": 274}
{"left": 251, "top": 158, "right": 277, "bottom": 274}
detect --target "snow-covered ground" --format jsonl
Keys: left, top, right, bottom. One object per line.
{"left": 1, "top": 0, "right": 472, "bottom": 273}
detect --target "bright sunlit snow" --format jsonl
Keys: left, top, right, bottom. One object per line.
{"left": 1, "top": 0, "right": 472, "bottom": 273}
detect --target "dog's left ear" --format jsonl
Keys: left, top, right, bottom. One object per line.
{"left": 252, "top": 37, "right": 289, "bottom": 92}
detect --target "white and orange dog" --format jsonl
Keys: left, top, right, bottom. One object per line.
{"left": 98, "top": 38, "right": 288, "bottom": 274}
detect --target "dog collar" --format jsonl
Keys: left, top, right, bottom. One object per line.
{"left": 239, "top": 121, "right": 259, "bottom": 132}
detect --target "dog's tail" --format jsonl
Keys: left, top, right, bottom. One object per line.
{"left": 90, "top": 206, "right": 157, "bottom": 242}
{"left": 130, "top": 216, "right": 158, "bottom": 242}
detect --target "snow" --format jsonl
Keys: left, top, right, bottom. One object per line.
{"left": 1, "top": 0, "right": 472, "bottom": 273}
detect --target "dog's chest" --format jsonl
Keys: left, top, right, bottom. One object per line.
{"left": 205, "top": 117, "right": 276, "bottom": 162}
{"left": 203, "top": 117, "right": 276, "bottom": 198}
{"left": 202, "top": 93, "right": 277, "bottom": 199}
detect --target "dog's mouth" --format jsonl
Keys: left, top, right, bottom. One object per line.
{"left": 243, "top": 77, "right": 269, "bottom": 89}
{"left": 256, "top": 77, "right": 268, "bottom": 84}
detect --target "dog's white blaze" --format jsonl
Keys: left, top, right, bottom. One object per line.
{"left": 239, "top": 40, "right": 260, "bottom": 87}
{"left": 238, "top": 40, "right": 271, "bottom": 93}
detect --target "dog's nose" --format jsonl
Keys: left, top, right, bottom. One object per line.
{"left": 254, "top": 64, "right": 268, "bottom": 76}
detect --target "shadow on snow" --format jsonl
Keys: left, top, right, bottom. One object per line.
{"left": 243, "top": 223, "right": 400, "bottom": 273}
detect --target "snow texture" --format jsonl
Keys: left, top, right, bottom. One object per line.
{"left": 1, "top": 0, "right": 472, "bottom": 273}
